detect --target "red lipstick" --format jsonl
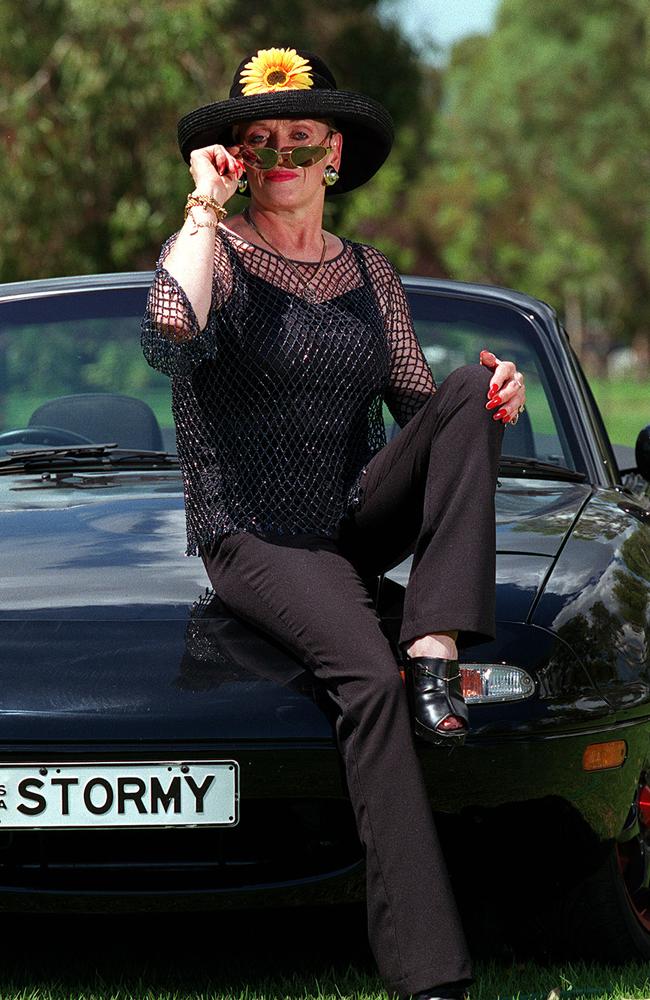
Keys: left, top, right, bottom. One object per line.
{"left": 265, "top": 170, "right": 298, "bottom": 181}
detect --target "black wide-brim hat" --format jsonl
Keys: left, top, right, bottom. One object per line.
{"left": 177, "top": 47, "right": 394, "bottom": 194}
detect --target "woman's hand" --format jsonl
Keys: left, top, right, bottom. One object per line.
{"left": 479, "top": 350, "right": 527, "bottom": 425}
{"left": 189, "top": 143, "right": 245, "bottom": 203}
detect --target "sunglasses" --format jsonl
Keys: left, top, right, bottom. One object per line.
{"left": 240, "top": 130, "right": 335, "bottom": 170}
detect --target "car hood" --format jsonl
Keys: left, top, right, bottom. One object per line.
{"left": 493, "top": 475, "right": 590, "bottom": 620}
{"left": 0, "top": 475, "right": 590, "bottom": 741}
{"left": 384, "top": 477, "right": 591, "bottom": 622}
{"left": 0, "top": 480, "right": 207, "bottom": 620}
{"left": 494, "top": 477, "right": 591, "bottom": 555}
{"left": 0, "top": 475, "right": 591, "bottom": 620}
{"left": 0, "top": 604, "right": 334, "bottom": 742}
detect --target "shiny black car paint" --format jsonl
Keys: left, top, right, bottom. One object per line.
{"left": 0, "top": 272, "right": 648, "bottom": 912}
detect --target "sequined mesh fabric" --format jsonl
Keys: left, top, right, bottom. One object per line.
{"left": 141, "top": 227, "right": 436, "bottom": 556}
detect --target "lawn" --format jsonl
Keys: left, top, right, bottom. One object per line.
{"left": 4, "top": 378, "right": 647, "bottom": 456}
{"left": 2, "top": 963, "right": 650, "bottom": 1000}
{"left": 589, "top": 377, "right": 650, "bottom": 447}
{"left": 2, "top": 909, "right": 650, "bottom": 1000}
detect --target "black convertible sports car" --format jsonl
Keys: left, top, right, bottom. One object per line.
{"left": 0, "top": 272, "right": 649, "bottom": 960}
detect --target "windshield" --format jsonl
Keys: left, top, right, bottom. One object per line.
{"left": 403, "top": 288, "right": 579, "bottom": 472}
{"left": 0, "top": 286, "right": 174, "bottom": 458}
{"left": 0, "top": 282, "right": 579, "bottom": 473}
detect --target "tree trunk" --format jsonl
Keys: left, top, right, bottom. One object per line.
{"left": 632, "top": 329, "right": 650, "bottom": 380}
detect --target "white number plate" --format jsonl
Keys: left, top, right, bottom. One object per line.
{"left": 0, "top": 761, "right": 239, "bottom": 829}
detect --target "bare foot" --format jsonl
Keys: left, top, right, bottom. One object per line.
{"left": 406, "top": 630, "right": 458, "bottom": 660}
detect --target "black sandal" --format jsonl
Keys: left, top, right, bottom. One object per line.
{"left": 401, "top": 652, "right": 469, "bottom": 748}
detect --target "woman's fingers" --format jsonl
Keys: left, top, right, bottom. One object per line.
{"left": 490, "top": 359, "right": 517, "bottom": 393}
{"left": 479, "top": 350, "right": 499, "bottom": 370}
{"left": 190, "top": 144, "right": 243, "bottom": 175}
{"left": 215, "top": 148, "right": 244, "bottom": 176}
{"left": 188, "top": 143, "right": 245, "bottom": 199}
{"left": 488, "top": 373, "right": 526, "bottom": 423}
{"left": 486, "top": 370, "right": 519, "bottom": 405}
{"left": 480, "top": 350, "right": 526, "bottom": 424}
{"left": 480, "top": 350, "right": 512, "bottom": 395}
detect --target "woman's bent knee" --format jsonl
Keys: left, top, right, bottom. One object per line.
{"left": 443, "top": 363, "right": 492, "bottom": 391}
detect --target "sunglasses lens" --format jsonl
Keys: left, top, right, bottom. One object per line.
{"left": 241, "top": 142, "right": 330, "bottom": 170}
{"left": 290, "top": 145, "right": 327, "bottom": 167}
{"left": 241, "top": 147, "right": 278, "bottom": 169}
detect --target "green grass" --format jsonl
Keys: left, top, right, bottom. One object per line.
{"left": 4, "top": 388, "right": 174, "bottom": 435}
{"left": 1, "top": 957, "right": 650, "bottom": 999}
{"left": 3, "top": 378, "right": 648, "bottom": 458}
{"left": 589, "top": 378, "right": 650, "bottom": 447}
{"left": 2, "top": 910, "right": 650, "bottom": 1000}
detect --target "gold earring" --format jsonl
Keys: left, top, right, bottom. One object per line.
{"left": 237, "top": 174, "right": 248, "bottom": 194}
{"left": 323, "top": 165, "right": 339, "bottom": 187}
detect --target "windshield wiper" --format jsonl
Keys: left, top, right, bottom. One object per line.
{"left": 1, "top": 443, "right": 585, "bottom": 482}
{"left": 499, "top": 455, "right": 586, "bottom": 482}
{"left": 0, "top": 443, "right": 179, "bottom": 473}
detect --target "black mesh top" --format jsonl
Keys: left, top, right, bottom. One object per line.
{"left": 141, "top": 226, "right": 437, "bottom": 556}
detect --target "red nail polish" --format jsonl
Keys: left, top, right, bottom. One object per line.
{"left": 488, "top": 385, "right": 498, "bottom": 398}
{"left": 488, "top": 395, "right": 502, "bottom": 407}
{"left": 493, "top": 408, "right": 507, "bottom": 420}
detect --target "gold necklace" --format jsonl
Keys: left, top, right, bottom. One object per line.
{"left": 243, "top": 208, "right": 327, "bottom": 302}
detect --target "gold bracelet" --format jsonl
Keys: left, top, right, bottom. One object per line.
{"left": 185, "top": 193, "right": 227, "bottom": 219}
{"left": 186, "top": 207, "right": 220, "bottom": 236}
{"left": 184, "top": 193, "right": 227, "bottom": 222}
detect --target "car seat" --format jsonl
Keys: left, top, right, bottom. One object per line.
{"left": 28, "top": 393, "right": 164, "bottom": 451}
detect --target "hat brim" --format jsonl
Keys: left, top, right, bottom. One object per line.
{"left": 177, "top": 90, "right": 394, "bottom": 194}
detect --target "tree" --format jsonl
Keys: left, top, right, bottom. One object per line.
{"left": 1, "top": 0, "right": 244, "bottom": 280}
{"left": 0, "top": 0, "right": 429, "bottom": 280}
{"left": 405, "top": 0, "right": 650, "bottom": 373}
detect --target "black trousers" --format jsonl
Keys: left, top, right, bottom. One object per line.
{"left": 201, "top": 364, "right": 505, "bottom": 998}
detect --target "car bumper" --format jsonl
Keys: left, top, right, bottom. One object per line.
{"left": 0, "top": 724, "right": 644, "bottom": 911}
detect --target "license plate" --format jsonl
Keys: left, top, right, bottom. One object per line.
{"left": 0, "top": 761, "right": 239, "bottom": 829}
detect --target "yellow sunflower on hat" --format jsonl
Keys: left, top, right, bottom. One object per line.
{"left": 239, "top": 47, "right": 313, "bottom": 96}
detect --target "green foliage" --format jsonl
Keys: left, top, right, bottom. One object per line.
{"left": 406, "top": 0, "right": 650, "bottom": 360}
{"left": 1, "top": 0, "right": 234, "bottom": 279}
{"left": 0, "top": 0, "right": 429, "bottom": 281}
{"left": 6, "top": 317, "right": 145, "bottom": 392}
{"left": 3, "top": 0, "right": 650, "bottom": 368}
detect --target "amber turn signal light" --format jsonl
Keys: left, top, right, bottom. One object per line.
{"left": 582, "top": 740, "right": 627, "bottom": 771}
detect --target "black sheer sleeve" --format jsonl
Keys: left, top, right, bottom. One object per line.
{"left": 141, "top": 232, "right": 225, "bottom": 377}
{"left": 361, "top": 246, "right": 437, "bottom": 427}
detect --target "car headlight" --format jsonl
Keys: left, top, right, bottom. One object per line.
{"left": 460, "top": 664, "right": 535, "bottom": 703}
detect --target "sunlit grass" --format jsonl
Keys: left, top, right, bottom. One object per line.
{"left": 590, "top": 378, "right": 650, "bottom": 447}
{"left": 2, "top": 958, "right": 650, "bottom": 1000}
{"left": 4, "top": 379, "right": 648, "bottom": 455}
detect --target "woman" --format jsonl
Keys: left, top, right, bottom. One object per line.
{"left": 142, "top": 47, "right": 526, "bottom": 1000}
